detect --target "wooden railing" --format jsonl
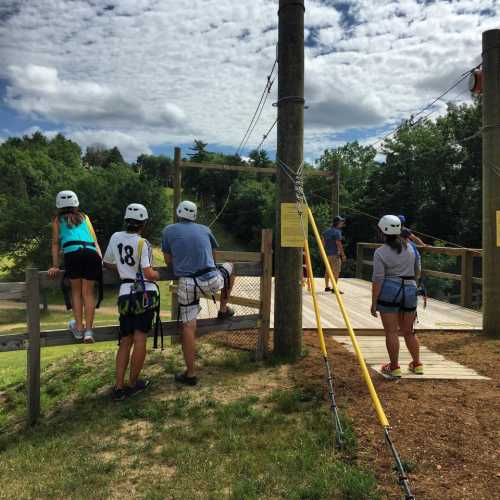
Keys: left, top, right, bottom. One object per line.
{"left": 356, "top": 242, "right": 482, "bottom": 307}
{"left": 0, "top": 230, "right": 273, "bottom": 425}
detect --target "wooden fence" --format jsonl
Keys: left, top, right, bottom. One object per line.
{"left": 0, "top": 230, "right": 273, "bottom": 425}
{"left": 356, "top": 243, "right": 482, "bottom": 307}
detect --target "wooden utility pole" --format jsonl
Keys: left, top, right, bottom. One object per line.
{"left": 482, "top": 29, "right": 500, "bottom": 338}
{"left": 332, "top": 157, "right": 340, "bottom": 217}
{"left": 171, "top": 147, "right": 182, "bottom": 321}
{"left": 274, "top": 0, "right": 305, "bottom": 358}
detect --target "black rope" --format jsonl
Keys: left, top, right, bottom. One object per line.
{"left": 272, "top": 96, "right": 306, "bottom": 107}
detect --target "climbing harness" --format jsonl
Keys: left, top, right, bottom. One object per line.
{"left": 119, "top": 238, "right": 163, "bottom": 349}
{"left": 377, "top": 276, "right": 418, "bottom": 312}
{"left": 277, "top": 156, "right": 416, "bottom": 499}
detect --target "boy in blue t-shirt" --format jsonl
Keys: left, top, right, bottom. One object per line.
{"left": 322, "top": 216, "right": 346, "bottom": 293}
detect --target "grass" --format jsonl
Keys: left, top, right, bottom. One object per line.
{"left": 0, "top": 343, "right": 380, "bottom": 499}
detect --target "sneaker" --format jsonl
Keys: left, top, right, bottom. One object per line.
{"left": 128, "top": 379, "right": 150, "bottom": 397}
{"left": 332, "top": 289, "right": 344, "bottom": 295}
{"left": 217, "top": 306, "right": 235, "bottom": 320}
{"left": 381, "top": 363, "right": 402, "bottom": 379}
{"left": 174, "top": 371, "right": 198, "bottom": 386}
{"left": 325, "top": 287, "right": 332, "bottom": 292}
{"left": 112, "top": 387, "right": 128, "bottom": 401}
{"left": 409, "top": 361, "right": 424, "bottom": 375}
{"left": 69, "top": 320, "right": 83, "bottom": 341}
{"left": 83, "top": 329, "right": 95, "bottom": 344}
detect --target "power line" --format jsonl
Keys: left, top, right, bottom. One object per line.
{"left": 235, "top": 58, "right": 277, "bottom": 156}
{"left": 256, "top": 117, "right": 278, "bottom": 152}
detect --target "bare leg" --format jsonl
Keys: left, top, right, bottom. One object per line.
{"left": 220, "top": 273, "right": 235, "bottom": 313}
{"left": 399, "top": 312, "right": 421, "bottom": 364}
{"left": 116, "top": 336, "right": 133, "bottom": 389}
{"left": 82, "top": 279, "right": 96, "bottom": 330}
{"left": 129, "top": 331, "right": 147, "bottom": 386}
{"left": 70, "top": 279, "right": 84, "bottom": 331}
{"left": 381, "top": 313, "right": 400, "bottom": 368}
{"left": 181, "top": 320, "right": 197, "bottom": 377}
{"left": 324, "top": 269, "right": 330, "bottom": 289}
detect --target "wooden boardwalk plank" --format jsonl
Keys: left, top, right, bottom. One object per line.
{"left": 332, "top": 335, "right": 489, "bottom": 380}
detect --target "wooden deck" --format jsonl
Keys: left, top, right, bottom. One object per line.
{"left": 200, "top": 277, "right": 482, "bottom": 333}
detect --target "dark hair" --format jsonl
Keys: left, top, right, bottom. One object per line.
{"left": 56, "top": 207, "right": 84, "bottom": 228}
{"left": 125, "top": 218, "right": 146, "bottom": 233}
{"left": 385, "top": 235, "right": 406, "bottom": 254}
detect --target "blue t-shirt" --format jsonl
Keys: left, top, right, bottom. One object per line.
{"left": 322, "top": 227, "right": 342, "bottom": 256}
{"left": 161, "top": 222, "right": 219, "bottom": 278}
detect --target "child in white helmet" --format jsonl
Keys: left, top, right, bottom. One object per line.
{"left": 371, "top": 215, "right": 423, "bottom": 379}
{"left": 48, "top": 190, "right": 102, "bottom": 343}
{"left": 162, "top": 200, "right": 235, "bottom": 386}
{"left": 103, "top": 203, "right": 160, "bottom": 401}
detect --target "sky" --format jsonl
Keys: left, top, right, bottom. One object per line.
{"left": 0, "top": 0, "right": 497, "bottom": 162}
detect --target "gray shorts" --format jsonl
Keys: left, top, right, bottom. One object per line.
{"left": 177, "top": 263, "right": 233, "bottom": 323}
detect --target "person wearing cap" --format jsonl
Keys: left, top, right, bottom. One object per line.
{"left": 103, "top": 204, "right": 160, "bottom": 401}
{"left": 48, "top": 190, "right": 102, "bottom": 343}
{"left": 371, "top": 215, "right": 423, "bottom": 379}
{"left": 162, "top": 201, "right": 235, "bottom": 386}
{"left": 322, "top": 215, "right": 346, "bottom": 293}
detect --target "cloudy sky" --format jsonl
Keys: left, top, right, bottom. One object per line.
{"left": 0, "top": 0, "right": 497, "bottom": 162}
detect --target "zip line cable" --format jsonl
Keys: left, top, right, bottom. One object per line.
{"left": 257, "top": 117, "right": 278, "bottom": 152}
{"left": 277, "top": 157, "right": 416, "bottom": 499}
{"left": 235, "top": 58, "right": 277, "bottom": 156}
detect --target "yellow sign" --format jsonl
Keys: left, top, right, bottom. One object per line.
{"left": 281, "top": 203, "right": 307, "bottom": 247}
{"left": 497, "top": 211, "right": 500, "bottom": 247}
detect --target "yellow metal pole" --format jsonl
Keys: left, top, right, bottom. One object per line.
{"left": 307, "top": 207, "right": 390, "bottom": 428}
{"left": 303, "top": 239, "right": 328, "bottom": 356}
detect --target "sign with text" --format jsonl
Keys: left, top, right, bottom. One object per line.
{"left": 281, "top": 203, "right": 307, "bottom": 247}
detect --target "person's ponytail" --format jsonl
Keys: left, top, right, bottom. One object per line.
{"left": 385, "top": 234, "right": 404, "bottom": 254}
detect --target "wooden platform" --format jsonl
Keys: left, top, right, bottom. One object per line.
{"left": 332, "top": 336, "right": 489, "bottom": 380}
{"left": 200, "top": 277, "right": 482, "bottom": 333}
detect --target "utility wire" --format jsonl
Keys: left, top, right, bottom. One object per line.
{"left": 235, "top": 58, "right": 277, "bottom": 156}
{"left": 256, "top": 117, "right": 278, "bottom": 152}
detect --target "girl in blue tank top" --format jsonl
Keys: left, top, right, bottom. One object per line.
{"left": 48, "top": 191, "right": 102, "bottom": 343}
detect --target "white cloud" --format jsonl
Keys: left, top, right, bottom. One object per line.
{"left": 0, "top": 0, "right": 497, "bottom": 160}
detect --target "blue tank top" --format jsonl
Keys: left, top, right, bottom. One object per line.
{"left": 59, "top": 216, "right": 96, "bottom": 254}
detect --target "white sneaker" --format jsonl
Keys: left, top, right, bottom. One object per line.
{"left": 84, "top": 329, "right": 95, "bottom": 344}
{"left": 69, "top": 320, "right": 83, "bottom": 340}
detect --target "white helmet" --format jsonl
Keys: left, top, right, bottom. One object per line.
{"left": 378, "top": 215, "right": 401, "bottom": 235}
{"left": 56, "top": 190, "right": 79, "bottom": 209}
{"left": 124, "top": 203, "right": 148, "bottom": 221}
{"left": 176, "top": 200, "right": 197, "bottom": 221}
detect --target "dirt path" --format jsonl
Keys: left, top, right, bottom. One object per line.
{"left": 290, "top": 331, "right": 500, "bottom": 499}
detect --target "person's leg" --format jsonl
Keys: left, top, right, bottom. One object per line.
{"left": 325, "top": 256, "right": 333, "bottom": 289}
{"left": 181, "top": 320, "right": 197, "bottom": 377}
{"left": 219, "top": 266, "right": 235, "bottom": 313}
{"left": 381, "top": 313, "right": 400, "bottom": 368}
{"left": 82, "top": 279, "right": 96, "bottom": 330}
{"left": 70, "top": 279, "right": 84, "bottom": 331}
{"left": 399, "top": 312, "right": 420, "bottom": 364}
{"left": 115, "top": 335, "right": 133, "bottom": 389}
{"left": 129, "top": 331, "right": 147, "bottom": 386}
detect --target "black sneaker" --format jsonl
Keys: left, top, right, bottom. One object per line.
{"left": 217, "top": 306, "right": 235, "bottom": 320}
{"left": 128, "top": 379, "right": 150, "bottom": 397}
{"left": 174, "top": 371, "right": 198, "bottom": 386}
{"left": 112, "top": 387, "right": 128, "bottom": 401}
{"left": 325, "top": 287, "right": 332, "bottom": 292}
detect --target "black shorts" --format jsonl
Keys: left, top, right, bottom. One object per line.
{"left": 118, "top": 292, "right": 157, "bottom": 338}
{"left": 63, "top": 248, "right": 102, "bottom": 281}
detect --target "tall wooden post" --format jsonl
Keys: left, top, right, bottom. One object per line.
{"left": 171, "top": 147, "right": 182, "bottom": 321}
{"left": 26, "top": 268, "right": 41, "bottom": 425}
{"left": 482, "top": 29, "right": 500, "bottom": 338}
{"left": 274, "top": 0, "right": 305, "bottom": 358}
{"left": 257, "top": 229, "right": 273, "bottom": 361}
{"left": 332, "top": 158, "right": 340, "bottom": 217}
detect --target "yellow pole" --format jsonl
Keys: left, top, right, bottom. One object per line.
{"left": 307, "top": 207, "right": 390, "bottom": 428}
{"left": 303, "top": 239, "right": 328, "bottom": 356}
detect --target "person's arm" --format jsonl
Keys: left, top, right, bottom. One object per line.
{"left": 163, "top": 252, "right": 171, "bottom": 266}
{"left": 371, "top": 252, "right": 385, "bottom": 317}
{"left": 103, "top": 261, "right": 118, "bottom": 272}
{"left": 102, "top": 236, "right": 117, "bottom": 273}
{"left": 86, "top": 216, "right": 102, "bottom": 257}
{"left": 143, "top": 266, "right": 160, "bottom": 281}
{"left": 141, "top": 241, "right": 160, "bottom": 281}
{"left": 48, "top": 219, "right": 61, "bottom": 279}
{"left": 336, "top": 240, "right": 346, "bottom": 262}
{"left": 409, "top": 233, "right": 426, "bottom": 247}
